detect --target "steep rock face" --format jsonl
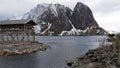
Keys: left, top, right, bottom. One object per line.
{"left": 38, "top": 4, "right": 72, "bottom": 35}
{"left": 70, "top": 2, "right": 99, "bottom": 30}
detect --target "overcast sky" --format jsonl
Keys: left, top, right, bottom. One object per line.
{"left": 0, "top": 0, "right": 120, "bottom": 32}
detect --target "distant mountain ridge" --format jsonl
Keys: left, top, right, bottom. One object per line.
{"left": 12, "top": 2, "right": 107, "bottom": 36}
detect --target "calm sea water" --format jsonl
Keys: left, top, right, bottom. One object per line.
{"left": 0, "top": 36, "right": 106, "bottom": 68}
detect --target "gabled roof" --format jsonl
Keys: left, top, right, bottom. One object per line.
{"left": 0, "top": 19, "right": 36, "bottom": 25}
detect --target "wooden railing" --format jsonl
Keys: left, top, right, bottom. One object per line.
{"left": 0, "top": 28, "right": 35, "bottom": 44}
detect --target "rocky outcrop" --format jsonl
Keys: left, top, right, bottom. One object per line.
{"left": 66, "top": 45, "right": 118, "bottom": 68}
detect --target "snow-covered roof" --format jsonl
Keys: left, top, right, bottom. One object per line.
{"left": 0, "top": 19, "right": 36, "bottom": 25}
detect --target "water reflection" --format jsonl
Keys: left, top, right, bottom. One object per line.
{"left": 0, "top": 53, "right": 39, "bottom": 68}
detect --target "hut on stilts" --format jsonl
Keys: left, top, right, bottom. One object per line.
{"left": 0, "top": 19, "right": 36, "bottom": 44}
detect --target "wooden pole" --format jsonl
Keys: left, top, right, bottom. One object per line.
{"left": 33, "top": 31, "right": 35, "bottom": 42}
{"left": 2, "top": 30, "right": 4, "bottom": 42}
{"left": 117, "top": 35, "right": 120, "bottom": 66}
{"left": 27, "top": 32, "right": 30, "bottom": 42}
{"left": 17, "top": 29, "right": 19, "bottom": 42}
{"left": 0, "top": 28, "right": 1, "bottom": 43}
{"left": 32, "top": 28, "right": 35, "bottom": 42}
{"left": 117, "top": 38, "right": 120, "bottom": 66}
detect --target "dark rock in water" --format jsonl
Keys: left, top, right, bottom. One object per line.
{"left": 86, "top": 50, "right": 95, "bottom": 55}
{"left": 66, "top": 62, "right": 73, "bottom": 67}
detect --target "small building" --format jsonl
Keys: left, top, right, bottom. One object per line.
{"left": 0, "top": 19, "right": 37, "bottom": 43}
{"left": 0, "top": 19, "right": 36, "bottom": 30}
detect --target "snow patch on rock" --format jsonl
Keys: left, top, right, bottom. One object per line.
{"left": 59, "top": 20, "right": 82, "bottom": 36}
{"left": 41, "top": 23, "right": 52, "bottom": 35}
{"left": 50, "top": 4, "right": 58, "bottom": 16}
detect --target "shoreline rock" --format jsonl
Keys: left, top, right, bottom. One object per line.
{"left": 66, "top": 45, "right": 118, "bottom": 68}
{"left": 0, "top": 41, "right": 49, "bottom": 56}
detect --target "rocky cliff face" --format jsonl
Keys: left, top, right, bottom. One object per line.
{"left": 70, "top": 2, "right": 99, "bottom": 30}
{"left": 39, "top": 4, "right": 72, "bottom": 35}
{"left": 21, "top": 2, "right": 106, "bottom": 36}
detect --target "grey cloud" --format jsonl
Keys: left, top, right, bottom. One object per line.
{"left": 92, "top": 0, "right": 120, "bottom": 14}
{"left": 0, "top": 0, "right": 36, "bottom": 20}
{"left": 0, "top": 0, "right": 120, "bottom": 20}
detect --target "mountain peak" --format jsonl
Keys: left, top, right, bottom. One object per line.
{"left": 76, "top": 2, "right": 84, "bottom": 5}
{"left": 37, "top": 3, "right": 49, "bottom": 8}
{"left": 71, "top": 2, "right": 99, "bottom": 30}
{"left": 75, "top": 2, "right": 88, "bottom": 8}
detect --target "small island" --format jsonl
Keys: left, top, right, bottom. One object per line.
{"left": 0, "top": 41, "right": 48, "bottom": 56}
{"left": 0, "top": 19, "right": 49, "bottom": 56}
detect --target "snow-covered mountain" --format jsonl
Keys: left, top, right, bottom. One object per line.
{"left": 12, "top": 2, "right": 107, "bottom": 36}
{"left": 22, "top": 3, "right": 49, "bottom": 22}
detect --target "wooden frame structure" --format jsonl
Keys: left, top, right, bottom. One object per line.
{"left": 0, "top": 19, "right": 36, "bottom": 44}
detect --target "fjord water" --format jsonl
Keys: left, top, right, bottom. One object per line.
{"left": 0, "top": 36, "right": 106, "bottom": 68}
